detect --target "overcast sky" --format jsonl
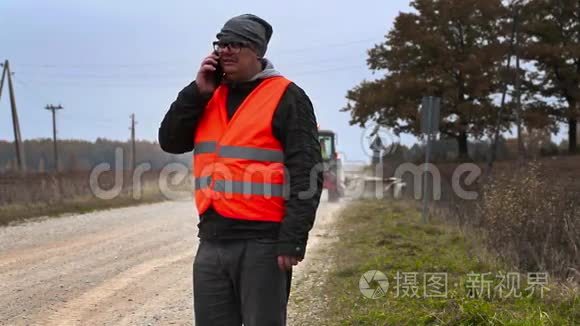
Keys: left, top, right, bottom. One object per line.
{"left": 0, "top": 0, "right": 418, "bottom": 163}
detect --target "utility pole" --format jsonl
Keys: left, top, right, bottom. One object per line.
{"left": 45, "top": 104, "right": 63, "bottom": 172}
{"left": 1, "top": 60, "right": 26, "bottom": 172}
{"left": 487, "top": 3, "right": 519, "bottom": 174}
{"left": 513, "top": 9, "right": 526, "bottom": 163}
{"left": 420, "top": 96, "right": 440, "bottom": 224}
{"left": 129, "top": 113, "right": 137, "bottom": 171}
{"left": 0, "top": 62, "right": 6, "bottom": 101}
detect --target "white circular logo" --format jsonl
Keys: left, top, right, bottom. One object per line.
{"left": 359, "top": 270, "right": 389, "bottom": 299}
{"left": 360, "top": 123, "right": 400, "bottom": 158}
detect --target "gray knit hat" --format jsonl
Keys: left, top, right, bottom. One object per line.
{"left": 216, "top": 14, "right": 273, "bottom": 57}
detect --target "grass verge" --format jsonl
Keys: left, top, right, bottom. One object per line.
{"left": 0, "top": 191, "right": 173, "bottom": 227}
{"left": 317, "top": 200, "right": 578, "bottom": 325}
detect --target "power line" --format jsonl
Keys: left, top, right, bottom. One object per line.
{"left": 14, "top": 55, "right": 369, "bottom": 81}
{"left": 8, "top": 42, "right": 378, "bottom": 88}
{"left": 13, "top": 61, "right": 370, "bottom": 86}
{"left": 279, "top": 53, "right": 368, "bottom": 67}
{"left": 11, "top": 75, "right": 57, "bottom": 104}
{"left": 11, "top": 36, "right": 383, "bottom": 69}
{"left": 291, "top": 64, "right": 368, "bottom": 77}
{"left": 274, "top": 37, "right": 382, "bottom": 56}
{"left": 11, "top": 75, "right": 117, "bottom": 129}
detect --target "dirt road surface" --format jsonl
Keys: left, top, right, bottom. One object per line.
{"left": 0, "top": 196, "right": 346, "bottom": 325}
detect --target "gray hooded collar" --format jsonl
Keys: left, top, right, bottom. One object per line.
{"left": 249, "top": 58, "right": 282, "bottom": 81}
{"left": 225, "top": 58, "right": 282, "bottom": 85}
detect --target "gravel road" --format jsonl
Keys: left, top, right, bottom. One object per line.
{"left": 0, "top": 196, "right": 346, "bottom": 325}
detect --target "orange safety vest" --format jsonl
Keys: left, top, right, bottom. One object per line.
{"left": 193, "top": 76, "right": 291, "bottom": 222}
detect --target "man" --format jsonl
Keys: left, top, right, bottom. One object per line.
{"left": 158, "top": 14, "right": 323, "bottom": 326}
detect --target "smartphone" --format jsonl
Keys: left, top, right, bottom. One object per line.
{"left": 213, "top": 50, "right": 223, "bottom": 85}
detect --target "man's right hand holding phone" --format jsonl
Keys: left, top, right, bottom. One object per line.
{"left": 196, "top": 52, "right": 221, "bottom": 95}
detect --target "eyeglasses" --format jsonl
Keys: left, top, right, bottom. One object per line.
{"left": 212, "top": 41, "right": 248, "bottom": 54}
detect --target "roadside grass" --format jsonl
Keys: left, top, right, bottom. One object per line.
{"left": 0, "top": 193, "right": 162, "bottom": 226}
{"left": 319, "top": 200, "right": 578, "bottom": 325}
{"left": 0, "top": 182, "right": 188, "bottom": 226}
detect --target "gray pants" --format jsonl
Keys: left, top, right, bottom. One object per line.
{"left": 193, "top": 238, "right": 292, "bottom": 326}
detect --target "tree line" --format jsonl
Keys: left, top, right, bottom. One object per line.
{"left": 0, "top": 138, "right": 190, "bottom": 173}
{"left": 344, "top": 0, "right": 580, "bottom": 159}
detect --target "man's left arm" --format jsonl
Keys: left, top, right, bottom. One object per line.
{"left": 272, "top": 83, "right": 323, "bottom": 267}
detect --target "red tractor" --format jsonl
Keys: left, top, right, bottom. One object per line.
{"left": 318, "top": 129, "right": 344, "bottom": 202}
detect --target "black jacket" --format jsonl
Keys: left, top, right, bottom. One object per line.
{"left": 158, "top": 78, "right": 323, "bottom": 259}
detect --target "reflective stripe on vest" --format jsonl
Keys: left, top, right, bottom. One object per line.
{"left": 194, "top": 141, "right": 217, "bottom": 154}
{"left": 215, "top": 180, "right": 285, "bottom": 197}
{"left": 194, "top": 143, "right": 284, "bottom": 163}
{"left": 194, "top": 176, "right": 212, "bottom": 189}
{"left": 218, "top": 146, "right": 284, "bottom": 162}
{"left": 194, "top": 176, "right": 285, "bottom": 197}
